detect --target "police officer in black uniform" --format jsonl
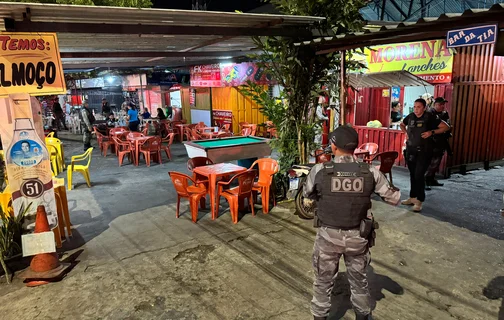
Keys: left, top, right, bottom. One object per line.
{"left": 304, "top": 126, "right": 401, "bottom": 320}
{"left": 400, "top": 98, "right": 450, "bottom": 212}
{"left": 425, "top": 97, "right": 452, "bottom": 189}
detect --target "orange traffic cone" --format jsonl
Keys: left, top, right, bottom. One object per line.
{"left": 19, "top": 205, "right": 70, "bottom": 287}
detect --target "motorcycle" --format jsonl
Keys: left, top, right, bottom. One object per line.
{"left": 286, "top": 146, "right": 333, "bottom": 220}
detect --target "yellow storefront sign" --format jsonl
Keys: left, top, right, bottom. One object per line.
{"left": 361, "top": 40, "right": 455, "bottom": 84}
{"left": 0, "top": 33, "right": 66, "bottom": 97}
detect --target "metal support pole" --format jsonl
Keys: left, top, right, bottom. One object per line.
{"left": 340, "top": 50, "right": 346, "bottom": 125}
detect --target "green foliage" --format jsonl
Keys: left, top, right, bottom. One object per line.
{"left": 8, "top": 0, "right": 153, "bottom": 7}
{"left": 0, "top": 203, "right": 30, "bottom": 284}
{"left": 241, "top": 0, "right": 368, "bottom": 167}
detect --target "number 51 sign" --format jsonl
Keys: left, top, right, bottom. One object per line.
{"left": 0, "top": 94, "right": 58, "bottom": 231}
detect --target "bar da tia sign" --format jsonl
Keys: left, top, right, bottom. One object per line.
{"left": 447, "top": 25, "right": 497, "bottom": 48}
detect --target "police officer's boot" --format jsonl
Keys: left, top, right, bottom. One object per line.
{"left": 355, "top": 313, "right": 373, "bottom": 320}
{"left": 313, "top": 316, "right": 327, "bottom": 320}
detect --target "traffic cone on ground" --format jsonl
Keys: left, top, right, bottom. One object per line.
{"left": 18, "top": 205, "right": 70, "bottom": 287}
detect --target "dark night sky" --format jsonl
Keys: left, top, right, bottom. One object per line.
{"left": 153, "top": 0, "right": 265, "bottom": 12}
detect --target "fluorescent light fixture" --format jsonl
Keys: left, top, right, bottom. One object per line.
{"left": 106, "top": 76, "right": 114, "bottom": 84}
{"left": 162, "top": 20, "right": 174, "bottom": 23}
{"left": 219, "top": 56, "right": 233, "bottom": 59}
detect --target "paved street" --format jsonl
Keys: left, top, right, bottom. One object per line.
{"left": 0, "top": 135, "right": 502, "bottom": 320}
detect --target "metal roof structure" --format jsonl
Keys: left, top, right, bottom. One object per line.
{"left": 348, "top": 71, "right": 431, "bottom": 89}
{"left": 314, "top": 3, "right": 504, "bottom": 54}
{"left": 0, "top": 2, "right": 323, "bottom": 70}
{"left": 361, "top": 0, "right": 504, "bottom": 22}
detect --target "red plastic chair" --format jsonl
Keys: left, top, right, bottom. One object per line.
{"left": 220, "top": 123, "right": 231, "bottom": 132}
{"left": 139, "top": 136, "right": 162, "bottom": 167}
{"left": 191, "top": 128, "right": 203, "bottom": 141}
{"left": 161, "top": 133, "right": 175, "bottom": 161}
{"left": 168, "top": 172, "right": 207, "bottom": 223}
{"left": 314, "top": 149, "right": 332, "bottom": 164}
{"left": 357, "top": 143, "right": 379, "bottom": 163}
{"left": 112, "top": 136, "right": 133, "bottom": 167}
{"left": 371, "top": 151, "right": 399, "bottom": 186}
{"left": 217, "top": 170, "right": 257, "bottom": 224}
{"left": 94, "top": 128, "right": 112, "bottom": 157}
{"left": 187, "top": 156, "right": 214, "bottom": 188}
{"left": 250, "top": 158, "right": 279, "bottom": 214}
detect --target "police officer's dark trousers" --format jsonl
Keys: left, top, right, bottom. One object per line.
{"left": 406, "top": 147, "right": 432, "bottom": 202}
{"left": 311, "top": 227, "right": 371, "bottom": 318}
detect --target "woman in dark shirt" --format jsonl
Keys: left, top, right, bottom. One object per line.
{"left": 156, "top": 108, "right": 167, "bottom": 120}
{"left": 391, "top": 102, "right": 402, "bottom": 123}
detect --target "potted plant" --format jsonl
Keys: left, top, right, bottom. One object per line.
{"left": 0, "top": 203, "right": 30, "bottom": 284}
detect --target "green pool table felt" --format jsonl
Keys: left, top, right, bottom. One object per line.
{"left": 193, "top": 137, "right": 264, "bottom": 148}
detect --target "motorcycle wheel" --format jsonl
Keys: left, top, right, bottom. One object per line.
{"left": 295, "top": 186, "right": 315, "bottom": 220}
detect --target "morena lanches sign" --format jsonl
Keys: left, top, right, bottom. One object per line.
{"left": 0, "top": 33, "right": 66, "bottom": 97}
{"left": 363, "top": 40, "right": 454, "bottom": 83}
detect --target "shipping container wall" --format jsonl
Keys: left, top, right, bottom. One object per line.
{"left": 369, "top": 87, "right": 391, "bottom": 127}
{"left": 449, "top": 44, "right": 504, "bottom": 170}
{"left": 350, "top": 87, "right": 372, "bottom": 126}
{"left": 211, "top": 87, "right": 268, "bottom": 134}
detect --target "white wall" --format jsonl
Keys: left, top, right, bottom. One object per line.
{"left": 403, "top": 86, "right": 434, "bottom": 114}
{"left": 170, "top": 90, "right": 182, "bottom": 107}
{"left": 190, "top": 109, "right": 211, "bottom": 126}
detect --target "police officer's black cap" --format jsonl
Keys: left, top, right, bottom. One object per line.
{"left": 434, "top": 97, "right": 448, "bottom": 104}
{"left": 329, "top": 125, "right": 359, "bottom": 151}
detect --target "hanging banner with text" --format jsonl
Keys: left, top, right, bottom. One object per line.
{"left": 0, "top": 33, "right": 66, "bottom": 97}
{"left": 212, "top": 109, "right": 232, "bottom": 128}
{"left": 447, "top": 25, "right": 497, "bottom": 48}
{"left": 361, "top": 40, "right": 454, "bottom": 84}
{"left": 190, "top": 64, "right": 222, "bottom": 87}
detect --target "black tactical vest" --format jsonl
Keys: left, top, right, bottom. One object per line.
{"left": 314, "top": 162, "right": 375, "bottom": 229}
{"left": 406, "top": 113, "right": 432, "bottom": 149}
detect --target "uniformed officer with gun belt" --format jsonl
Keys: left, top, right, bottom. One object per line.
{"left": 303, "top": 126, "right": 401, "bottom": 320}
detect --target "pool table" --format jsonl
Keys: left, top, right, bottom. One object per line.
{"left": 183, "top": 136, "right": 272, "bottom": 163}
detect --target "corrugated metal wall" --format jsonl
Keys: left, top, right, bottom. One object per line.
{"left": 211, "top": 87, "right": 267, "bottom": 134}
{"left": 450, "top": 44, "right": 504, "bottom": 170}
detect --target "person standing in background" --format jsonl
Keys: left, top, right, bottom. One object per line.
{"left": 101, "top": 98, "right": 111, "bottom": 115}
{"left": 81, "top": 101, "right": 95, "bottom": 151}
{"left": 314, "top": 104, "right": 329, "bottom": 146}
{"left": 53, "top": 97, "right": 67, "bottom": 131}
{"left": 126, "top": 104, "right": 140, "bottom": 131}
{"left": 425, "top": 97, "right": 452, "bottom": 189}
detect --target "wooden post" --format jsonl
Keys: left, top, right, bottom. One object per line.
{"left": 340, "top": 50, "right": 346, "bottom": 125}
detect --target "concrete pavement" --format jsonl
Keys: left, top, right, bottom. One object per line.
{"left": 0, "top": 136, "right": 502, "bottom": 320}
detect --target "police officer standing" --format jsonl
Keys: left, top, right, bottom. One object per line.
{"left": 425, "top": 97, "right": 452, "bottom": 189}
{"left": 400, "top": 98, "right": 450, "bottom": 212}
{"left": 303, "top": 126, "right": 401, "bottom": 320}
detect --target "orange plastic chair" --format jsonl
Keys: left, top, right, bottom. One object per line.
{"left": 139, "top": 136, "right": 162, "bottom": 167}
{"left": 249, "top": 124, "right": 258, "bottom": 136}
{"left": 168, "top": 171, "right": 207, "bottom": 223}
{"left": 220, "top": 123, "right": 231, "bottom": 132}
{"left": 161, "top": 133, "right": 175, "bottom": 161}
{"left": 241, "top": 127, "right": 252, "bottom": 136}
{"left": 371, "top": 151, "right": 399, "bottom": 186}
{"left": 112, "top": 136, "right": 133, "bottom": 166}
{"left": 183, "top": 127, "right": 193, "bottom": 141}
{"left": 94, "top": 128, "right": 112, "bottom": 157}
{"left": 250, "top": 159, "right": 279, "bottom": 214}
{"left": 127, "top": 132, "right": 144, "bottom": 139}
{"left": 190, "top": 128, "right": 203, "bottom": 141}
{"left": 187, "top": 157, "right": 214, "bottom": 185}
{"left": 109, "top": 127, "right": 128, "bottom": 138}
{"left": 357, "top": 143, "right": 379, "bottom": 163}
{"left": 217, "top": 170, "right": 257, "bottom": 224}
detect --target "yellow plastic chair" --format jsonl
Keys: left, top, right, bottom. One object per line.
{"left": 46, "top": 132, "right": 55, "bottom": 138}
{"left": 45, "top": 137, "right": 65, "bottom": 172}
{"left": 67, "top": 148, "right": 93, "bottom": 191}
{"left": 53, "top": 178, "right": 72, "bottom": 237}
{"left": 0, "top": 185, "right": 12, "bottom": 216}
{"left": 47, "top": 144, "right": 60, "bottom": 176}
